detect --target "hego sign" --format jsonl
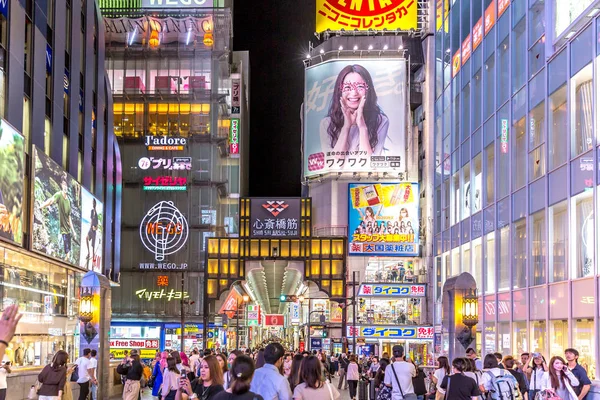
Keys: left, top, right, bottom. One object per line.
{"left": 109, "top": 339, "right": 159, "bottom": 349}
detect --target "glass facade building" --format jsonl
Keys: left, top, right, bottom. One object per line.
{"left": 433, "top": 0, "right": 600, "bottom": 379}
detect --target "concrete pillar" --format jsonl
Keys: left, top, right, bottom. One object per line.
{"left": 79, "top": 271, "right": 112, "bottom": 400}
{"left": 441, "top": 272, "right": 477, "bottom": 362}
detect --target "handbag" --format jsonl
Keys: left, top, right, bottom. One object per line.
{"left": 391, "top": 363, "right": 418, "bottom": 400}
{"left": 27, "top": 385, "right": 38, "bottom": 400}
{"left": 376, "top": 383, "right": 392, "bottom": 400}
{"left": 70, "top": 365, "right": 79, "bottom": 382}
{"left": 326, "top": 382, "right": 335, "bottom": 400}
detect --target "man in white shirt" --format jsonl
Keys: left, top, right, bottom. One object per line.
{"left": 75, "top": 348, "right": 95, "bottom": 400}
{"left": 384, "top": 345, "right": 416, "bottom": 400}
{"left": 189, "top": 349, "right": 200, "bottom": 374}
{"left": 250, "top": 343, "right": 292, "bottom": 400}
{"left": 89, "top": 349, "right": 99, "bottom": 400}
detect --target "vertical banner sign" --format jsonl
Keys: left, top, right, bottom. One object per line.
{"left": 0, "top": 120, "right": 25, "bottom": 246}
{"left": 472, "top": 17, "right": 483, "bottom": 50}
{"left": 229, "top": 118, "right": 240, "bottom": 156}
{"left": 231, "top": 78, "right": 241, "bottom": 114}
{"left": 484, "top": 0, "right": 496, "bottom": 36}
{"left": 500, "top": 119, "right": 509, "bottom": 154}
{"left": 461, "top": 34, "right": 472, "bottom": 65}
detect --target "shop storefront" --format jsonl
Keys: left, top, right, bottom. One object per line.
{"left": 110, "top": 321, "right": 213, "bottom": 359}
{"left": 0, "top": 243, "right": 82, "bottom": 369}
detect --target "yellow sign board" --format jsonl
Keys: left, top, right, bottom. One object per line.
{"left": 316, "top": 0, "right": 418, "bottom": 33}
{"left": 110, "top": 349, "right": 157, "bottom": 359}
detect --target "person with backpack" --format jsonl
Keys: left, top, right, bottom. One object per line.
{"left": 383, "top": 345, "right": 417, "bottom": 400}
{"left": 540, "top": 356, "right": 579, "bottom": 400}
{"left": 431, "top": 357, "right": 450, "bottom": 400}
{"left": 439, "top": 358, "right": 481, "bottom": 400}
{"left": 502, "top": 356, "right": 529, "bottom": 400}
{"left": 479, "top": 354, "right": 521, "bottom": 400}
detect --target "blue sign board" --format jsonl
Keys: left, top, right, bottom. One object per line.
{"left": 0, "top": 0, "right": 7, "bottom": 19}
{"left": 310, "top": 338, "right": 322, "bottom": 349}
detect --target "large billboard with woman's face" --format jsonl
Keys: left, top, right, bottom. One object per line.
{"left": 304, "top": 59, "right": 408, "bottom": 178}
{"left": 348, "top": 182, "right": 419, "bottom": 257}
{"left": 0, "top": 120, "right": 25, "bottom": 245}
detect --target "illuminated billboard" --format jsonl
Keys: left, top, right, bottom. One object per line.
{"left": 0, "top": 119, "right": 25, "bottom": 245}
{"left": 79, "top": 188, "right": 103, "bottom": 273}
{"left": 348, "top": 182, "right": 419, "bottom": 256}
{"left": 304, "top": 59, "right": 407, "bottom": 178}
{"left": 316, "top": 0, "right": 418, "bottom": 33}
{"left": 32, "top": 147, "right": 83, "bottom": 265}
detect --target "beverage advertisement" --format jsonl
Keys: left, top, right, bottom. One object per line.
{"left": 32, "top": 147, "right": 83, "bottom": 265}
{"left": 79, "top": 187, "right": 103, "bottom": 272}
{"left": 348, "top": 182, "right": 419, "bottom": 256}
{"left": 0, "top": 119, "right": 25, "bottom": 245}
{"left": 304, "top": 59, "right": 408, "bottom": 178}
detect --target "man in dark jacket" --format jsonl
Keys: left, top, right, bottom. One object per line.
{"left": 338, "top": 353, "right": 349, "bottom": 390}
{"left": 503, "top": 356, "right": 528, "bottom": 397}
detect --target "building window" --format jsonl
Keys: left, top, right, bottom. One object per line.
{"left": 472, "top": 237, "right": 482, "bottom": 288}
{"left": 485, "top": 232, "right": 495, "bottom": 294}
{"left": 473, "top": 69, "right": 482, "bottom": 131}
{"left": 513, "top": 117, "right": 526, "bottom": 190}
{"left": 530, "top": 210, "right": 546, "bottom": 286}
{"left": 22, "top": 97, "right": 31, "bottom": 148}
{"left": 513, "top": 321, "right": 528, "bottom": 354}
{"left": 548, "top": 201, "right": 567, "bottom": 282}
{"left": 554, "top": 0, "right": 594, "bottom": 38}
{"left": 529, "top": 101, "right": 546, "bottom": 181}
{"left": 512, "top": 219, "right": 526, "bottom": 289}
{"left": 570, "top": 64, "right": 593, "bottom": 158}
{"left": 530, "top": 320, "right": 546, "bottom": 354}
{"left": 484, "top": 55, "right": 495, "bottom": 119}
{"left": 570, "top": 191, "right": 593, "bottom": 278}
{"left": 549, "top": 85, "right": 568, "bottom": 169}
{"left": 484, "top": 143, "right": 494, "bottom": 207}
{"left": 573, "top": 319, "right": 595, "bottom": 379}
{"left": 498, "top": 226, "right": 510, "bottom": 291}
{"left": 549, "top": 319, "right": 568, "bottom": 356}
{"left": 512, "top": 18, "right": 526, "bottom": 93}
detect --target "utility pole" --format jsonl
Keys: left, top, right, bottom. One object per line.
{"left": 181, "top": 271, "right": 185, "bottom": 352}
{"left": 352, "top": 270, "right": 357, "bottom": 353}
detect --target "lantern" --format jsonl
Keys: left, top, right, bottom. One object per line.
{"left": 79, "top": 288, "right": 94, "bottom": 324}
{"left": 149, "top": 30, "right": 160, "bottom": 48}
{"left": 461, "top": 288, "right": 479, "bottom": 328}
{"left": 203, "top": 30, "right": 214, "bottom": 47}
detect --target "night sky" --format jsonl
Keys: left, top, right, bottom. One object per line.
{"left": 233, "top": 1, "right": 315, "bottom": 197}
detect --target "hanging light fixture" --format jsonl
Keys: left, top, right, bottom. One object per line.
{"left": 149, "top": 30, "right": 160, "bottom": 48}
{"left": 203, "top": 26, "right": 214, "bottom": 47}
{"left": 79, "top": 287, "right": 94, "bottom": 324}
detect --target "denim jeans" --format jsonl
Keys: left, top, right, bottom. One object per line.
{"left": 91, "top": 382, "right": 98, "bottom": 400}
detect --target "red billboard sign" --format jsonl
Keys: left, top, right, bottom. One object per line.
{"left": 264, "top": 314, "right": 284, "bottom": 326}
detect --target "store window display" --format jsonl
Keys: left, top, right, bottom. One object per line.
{"left": 364, "top": 259, "right": 421, "bottom": 283}
{"left": 352, "top": 298, "right": 423, "bottom": 325}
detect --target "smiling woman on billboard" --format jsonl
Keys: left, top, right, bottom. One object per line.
{"left": 320, "top": 64, "right": 389, "bottom": 157}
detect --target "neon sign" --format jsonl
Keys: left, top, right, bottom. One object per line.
{"left": 135, "top": 288, "right": 190, "bottom": 301}
{"left": 347, "top": 326, "right": 434, "bottom": 339}
{"left": 230, "top": 118, "right": 240, "bottom": 155}
{"left": 500, "top": 119, "right": 509, "bottom": 153}
{"left": 139, "top": 201, "right": 189, "bottom": 261}
{"left": 138, "top": 157, "right": 192, "bottom": 170}
{"left": 144, "top": 136, "right": 187, "bottom": 151}
{"left": 358, "top": 284, "right": 426, "bottom": 297}
{"left": 143, "top": 176, "right": 187, "bottom": 191}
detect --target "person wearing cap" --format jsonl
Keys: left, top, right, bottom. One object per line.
{"left": 116, "top": 349, "right": 144, "bottom": 400}
{"left": 250, "top": 343, "right": 292, "bottom": 400}
{"left": 383, "top": 345, "right": 416, "bottom": 400}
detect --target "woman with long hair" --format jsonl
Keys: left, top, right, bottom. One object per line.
{"left": 117, "top": 350, "right": 145, "bottom": 400}
{"left": 292, "top": 356, "right": 340, "bottom": 400}
{"left": 288, "top": 354, "right": 305, "bottom": 392}
{"left": 346, "top": 355, "right": 360, "bottom": 400}
{"left": 431, "top": 356, "right": 450, "bottom": 400}
{"left": 213, "top": 355, "right": 264, "bottom": 400}
{"left": 181, "top": 355, "right": 224, "bottom": 400}
{"left": 224, "top": 350, "right": 242, "bottom": 389}
{"left": 541, "top": 356, "right": 579, "bottom": 400}
{"left": 463, "top": 357, "right": 484, "bottom": 399}
{"left": 320, "top": 65, "right": 389, "bottom": 157}
{"left": 216, "top": 353, "right": 229, "bottom": 377}
{"left": 160, "top": 356, "right": 181, "bottom": 400}
{"left": 317, "top": 352, "right": 331, "bottom": 383}
{"left": 38, "top": 350, "right": 68, "bottom": 400}
{"left": 526, "top": 353, "right": 548, "bottom": 399}
{"left": 152, "top": 351, "right": 169, "bottom": 398}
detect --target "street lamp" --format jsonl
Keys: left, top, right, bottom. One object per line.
{"left": 457, "top": 288, "right": 479, "bottom": 349}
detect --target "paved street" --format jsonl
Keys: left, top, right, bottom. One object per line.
{"left": 110, "top": 376, "right": 354, "bottom": 400}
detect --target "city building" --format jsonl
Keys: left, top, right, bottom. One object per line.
{"left": 100, "top": 0, "right": 249, "bottom": 355}
{"left": 432, "top": 0, "right": 600, "bottom": 379}
{"left": 296, "top": 1, "right": 433, "bottom": 359}
{"left": 0, "top": 0, "right": 121, "bottom": 378}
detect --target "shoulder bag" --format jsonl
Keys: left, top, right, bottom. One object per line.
{"left": 391, "top": 364, "right": 417, "bottom": 400}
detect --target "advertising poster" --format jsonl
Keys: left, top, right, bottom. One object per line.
{"left": 0, "top": 120, "right": 25, "bottom": 245}
{"left": 32, "top": 147, "right": 82, "bottom": 265}
{"left": 348, "top": 182, "right": 419, "bottom": 256}
{"left": 316, "top": 0, "right": 418, "bottom": 32}
{"left": 304, "top": 60, "right": 407, "bottom": 177}
{"left": 79, "top": 188, "right": 103, "bottom": 273}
